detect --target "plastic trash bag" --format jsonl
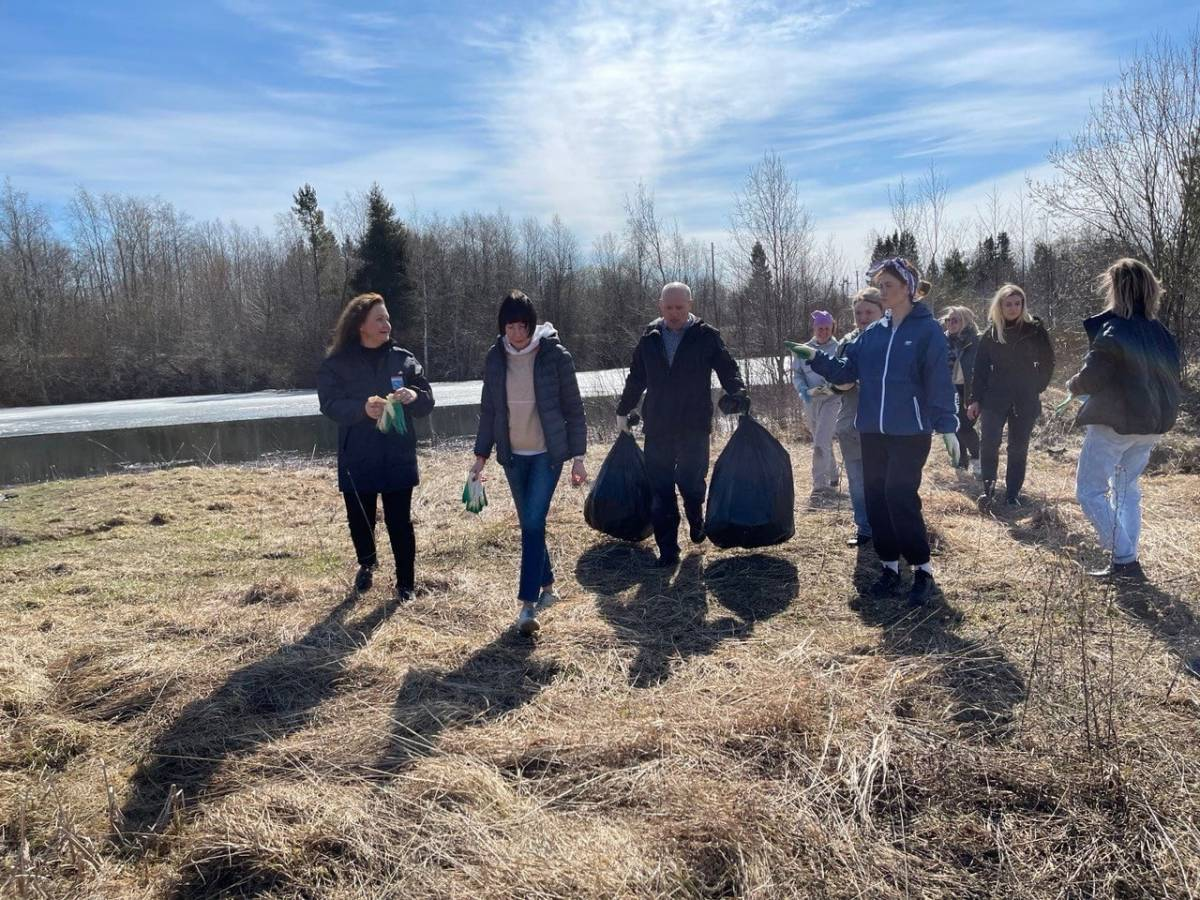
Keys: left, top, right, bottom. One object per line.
{"left": 462, "top": 476, "right": 488, "bottom": 514}
{"left": 704, "top": 415, "right": 795, "bottom": 549}
{"left": 584, "top": 431, "right": 654, "bottom": 542}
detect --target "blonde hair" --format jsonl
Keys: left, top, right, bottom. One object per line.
{"left": 1100, "top": 257, "right": 1160, "bottom": 319}
{"left": 941, "top": 304, "right": 978, "bottom": 332}
{"left": 852, "top": 286, "right": 883, "bottom": 310}
{"left": 987, "top": 284, "right": 1032, "bottom": 344}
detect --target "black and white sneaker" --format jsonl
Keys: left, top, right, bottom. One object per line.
{"left": 846, "top": 533, "right": 872, "bottom": 548}
{"left": 517, "top": 602, "right": 541, "bottom": 636}
{"left": 1087, "top": 561, "right": 1145, "bottom": 581}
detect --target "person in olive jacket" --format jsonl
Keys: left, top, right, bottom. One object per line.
{"left": 967, "top": 284, "right": 1055, "bottom": 505}
{"left": 616, "top": 282, "right": 749, "bottom": 567}
{"left": 1068, "top": 258, "right": 1181, "bottom": 580}
{"left": 318, "top": 293, "right": 435, "bottom": 600}
{"left": 471, "top": 291, "right": 588, "bottom": 636}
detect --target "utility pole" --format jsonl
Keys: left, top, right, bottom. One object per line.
{"left": 710, "top": 241, "right": 718, "bottom": 328}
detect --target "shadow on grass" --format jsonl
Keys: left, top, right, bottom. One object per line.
{"left": 378, "top": 626, "right": 560, "bottom": 770}
{"left": 577, "top": 541, "right": 798, "bottom": 688}
{"left": 850, "top": 546, "right": 1027, "bottom": 738}
{"left": 117, "top": 590, "right": 399, "bottom": 847}
{"left": 946, "top": 475, "right": 1200, "bottom": 679}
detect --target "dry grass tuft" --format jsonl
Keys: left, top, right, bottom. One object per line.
{"left": 1, "top": 418, "right": 1198, "bottom": 898}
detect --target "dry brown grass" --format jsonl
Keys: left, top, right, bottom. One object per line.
{"left": 2, "top": 416, "right": 1199, "bottom": 899}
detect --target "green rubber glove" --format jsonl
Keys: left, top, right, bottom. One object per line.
{"left": 784, "top": 340, "right": 815, "bottom": 361}
{"left": 942, "top": 433, "right": 961, "bottom": 467}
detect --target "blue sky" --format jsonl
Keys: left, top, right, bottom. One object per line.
{"left": 1, "top": 1, "right": 1194, "bottom": 261}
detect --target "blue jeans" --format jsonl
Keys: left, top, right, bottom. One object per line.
{"left": 1076, "top": 425, "right": 1159, "bottom": 564}
{"left": 837, "top": 430, "right": 871, "bottom": 537}
{"left": 503, "top": 453, "right": 563, "bottom": 603}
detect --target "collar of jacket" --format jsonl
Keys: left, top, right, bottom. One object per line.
{"left": 645, "top": 315, "right": 704, "bottom": 337}
{"left": 1083, "top": 310, "right": 1120, "bottom": 342}
{"left": 882, "top": 301, "right": 933, "bottom": 328}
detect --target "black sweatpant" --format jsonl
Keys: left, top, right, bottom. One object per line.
{"left": 979, "top": 398, "right": 1040, "bottom": 500}
{"left": 643, "top": 430, "right": 710, "bottom": 558}
{"left": 343, "top": 489, "right": 415, "bottom": 592}
{"left": 955, "top": 385, "right": 980, "bottom": 465}
{"left": 860, "top": 432, "right": 933, "bottom": 567}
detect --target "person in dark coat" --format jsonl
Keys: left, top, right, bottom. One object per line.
{"left": 941, "top": 305, "right": 982, "bottom": 476}
{"left": 616, "top": 282, "right": 749, "bottom": 567}
{"left": 318, "top": 292, "right": 435, "bottom": 600}
{"left": 793, "top": 257, "right": 959, "bottom": 606}
{"left": 471, "top": 291, "right": 588, "bottom": 635}
{"left": 1067, "top": 258, "right": 1181, "bottom": 580}
{"left": 967, "top": 284, "right": 1055, "bottom": 505}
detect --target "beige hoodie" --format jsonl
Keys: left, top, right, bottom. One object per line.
{"left": 504, "top": 322, "right": 557, "bottom": 455}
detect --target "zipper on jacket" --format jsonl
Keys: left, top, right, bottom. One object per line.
{"left": 879, "top": 321, "right": 898, "bottom": 433}
{"left": 912, "top": 396, "right": 923, "bottom": 430}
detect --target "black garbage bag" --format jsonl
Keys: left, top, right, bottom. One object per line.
{"left": 584, "top": 431, "right": 654, "bottom": 542}
{"left": 704, "top": 415, "right": 795, "bottom": 549}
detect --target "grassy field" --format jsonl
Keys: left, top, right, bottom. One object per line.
{"left": 2, "top": 412, "right": 1199, "bottom": 899}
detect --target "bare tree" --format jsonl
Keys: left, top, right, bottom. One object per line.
{"left": 1034, "top": 24, "right": 1200, "bottom": 356}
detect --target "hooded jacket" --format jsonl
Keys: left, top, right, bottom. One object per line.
{"left": 970, "top": 316, "right": 1055, "bottom": 412}
{"left": 807, "top": 301, "right": 958, "bottom": 436}
{"left": 474, "top": 323, "right": 587, "bottom": 466}
{"left": 1068, "top": 309, "right": 1181, "bottom": 436}
{"left": 616, "top": 316, "right": 746, "bottom": 438}
{"left": 318, "top": 341, "right": 435, "bottom": 493}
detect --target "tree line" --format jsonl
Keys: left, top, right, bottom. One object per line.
{"left": 2, "top": 26, "right": 1197, "bottom": 407}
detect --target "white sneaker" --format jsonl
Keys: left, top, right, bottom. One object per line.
{"left": 517, "top": 602, "right": 540, "bottom": 635}
{"left": 969, "top": 459, "right": 982, "bottom": 478}
{"left": 537, "top": 588, "right": 560, "bottom": 610}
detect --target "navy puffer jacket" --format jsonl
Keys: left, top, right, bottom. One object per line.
{"left": 474, "top": 327, "right": 587, "bottom": 466}
{"left": 1068, "top": 309, "right": 1180, "bottom": 435}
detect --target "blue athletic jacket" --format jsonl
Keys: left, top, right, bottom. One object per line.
{"left": 808, "top": 301, "right": 958, "bottom": 436}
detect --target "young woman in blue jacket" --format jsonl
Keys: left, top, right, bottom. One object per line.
{"left": 318, "top": 293, "right": 435, "bottom": 600}
{"left": 791, "top": 258, "right": 959, "bottom": 605}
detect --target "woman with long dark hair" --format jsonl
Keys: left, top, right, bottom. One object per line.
{"left": 318, "top": 293, "right": 434, "bottom": 600}
{"left": 471, "top": 291, "right": 588, "bottom": 635}
{"left": 791, "top": 258, "right": 959, "bottom": 605}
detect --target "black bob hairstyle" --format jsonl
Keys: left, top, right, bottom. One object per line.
{"left": 497, "top": 290, "right": 537, "bottom": 336}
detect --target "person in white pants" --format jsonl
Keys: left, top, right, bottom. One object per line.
{"left": 791, "top": 309, "right": 841, "bottom": 500}
{"left": 1067, "top": 258, "right": 1181, "bottom": 580}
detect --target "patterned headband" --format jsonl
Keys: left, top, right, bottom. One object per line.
{"left": 866, "top": 257, "right": 918, "bottom": 298}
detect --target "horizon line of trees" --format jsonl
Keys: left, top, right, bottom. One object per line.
{"left": 2, "top": 26, "right": 1197, "bottom": 407}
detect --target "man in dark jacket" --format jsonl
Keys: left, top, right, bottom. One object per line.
{"left": 616, "top": 282, "right": 748, "bottom": 566}
{"left": 1067, "top": 258, "right": 1181, "bottom": 579}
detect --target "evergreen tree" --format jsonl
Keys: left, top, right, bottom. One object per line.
{"left": 351, "top": 183, "right": 412, "bottom": 341}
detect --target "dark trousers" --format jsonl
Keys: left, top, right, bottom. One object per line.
{"left": 644, "top": 430, "right": 710, "bottom": 558}
{"left": 980, "top": 398, "right": 1040, "bottom": 500}
{"left": 343, "top": 489, "right": 415, "bottom": 592}
{"left": 860, "top": 432, "right": 933, "bottom": 566}
{"left": 954, "top": 385, "right": 980, "bottom": 465}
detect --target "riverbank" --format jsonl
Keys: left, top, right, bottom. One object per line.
{"left": 2, "top": 426, "right": 1198, "bottom": 897}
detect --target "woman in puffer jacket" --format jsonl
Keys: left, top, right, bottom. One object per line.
{"left": 1068, "top": 258, "right": 1180, "bottom": 580}
{"left": 470, "top": 290, "right": 588, "bottom": 635}
{"left": 967, "top": 284, "right": 1055, "bottom": 506}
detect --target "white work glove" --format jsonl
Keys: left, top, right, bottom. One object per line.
{"left": 942, "top": 433, "right": 961, "bottom": 467}
{"left": 809, "top": 384, "right": 834, "bottom": 398}
{"left": 617, "top": 414, "right": 629, "bottom": 433}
